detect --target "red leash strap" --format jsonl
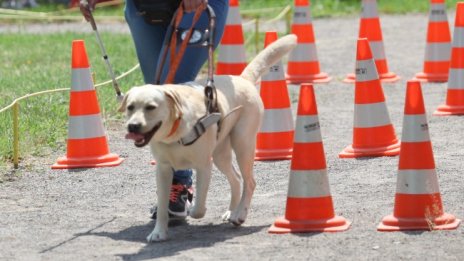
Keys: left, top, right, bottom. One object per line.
{"left": 164, "top": 2, "right": 206, "bottom": 84}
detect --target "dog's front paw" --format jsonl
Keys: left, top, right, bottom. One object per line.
{"left": 189, "top": 205, "right": 206, "bottom": 219}
{"left": 146, "top": 229, "right": 168, "bottom": 242}
{"left": 228, "top": 207, "right": 248, "bottom": 226}
{"left": 221, "top": 210, "right": 232, "bottom": 221}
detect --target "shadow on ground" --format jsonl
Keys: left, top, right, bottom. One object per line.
{"left": 84, "top": 219, "right": 267, "bottom": 260}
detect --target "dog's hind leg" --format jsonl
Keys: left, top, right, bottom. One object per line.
{"left": 213, "top": 138, "right": 242, "bottom": 221}
{"left": 228, "top": 130, "right": 257, "bottom": 226}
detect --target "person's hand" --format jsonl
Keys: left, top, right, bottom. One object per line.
{"left": 183, "top": 0, "right": 207, "bottom": 13}
{"left": 79, "top": 0, "right": 98, "bottom": 22}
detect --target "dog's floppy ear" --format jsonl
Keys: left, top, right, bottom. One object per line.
{"left": 164, "top": 89, "right": 183, "bottom": 119}
{"left": 117, "top": 90, "right": 130, "bottom": 113}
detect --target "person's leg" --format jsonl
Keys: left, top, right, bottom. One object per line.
{"left": 124, "top": 0, "right": 166, "bottom": 84}
{"left": 125, "top": 0, "right": 194, "bottom": 188}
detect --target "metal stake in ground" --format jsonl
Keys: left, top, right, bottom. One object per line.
{"left": 81, "top": 0, "right": 124, "bottom": 102}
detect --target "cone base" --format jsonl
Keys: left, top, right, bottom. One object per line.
{"left": 414, "top": 72, "right": 448, "bottom": 83}
{"left": 269, "top": 215, "right": 351, "bottom": 234}
{"left": 377, "top": 213, "right": 461, "bottom": 231}
{"left": 255, "top": 149, "right": 292, "bottom": 161}
{"left": 339, "top": 140, "right": 400, "bottom": 158}
{"left": 52, "top": 153, "right": 124, "bottom": 169}
{"left": 343, "top": 72, "right": 400, "bottom": 84}
{"left": 433, "top": 104, "right": 464, "bottom": 116}
{"left": 285, "top": 72, "right": 331, "bottom": 84}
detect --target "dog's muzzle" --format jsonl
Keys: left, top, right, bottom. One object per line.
{"left": 125, "top": 121, "right": 162, "bottom": 147}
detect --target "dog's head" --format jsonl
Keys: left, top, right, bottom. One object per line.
{"left": 118, "top": 85, "right": 182, "bottom": 147}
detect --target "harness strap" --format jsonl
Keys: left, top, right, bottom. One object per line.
{"left": 179, "top": 113, "right": 221, "bottom": 146}
{"left": 165, "top": 2, "right": 205, "bottom": 84}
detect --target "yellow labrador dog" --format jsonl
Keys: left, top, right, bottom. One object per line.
{"left": 119, "top": 34, "right": 297, "bottom": 242}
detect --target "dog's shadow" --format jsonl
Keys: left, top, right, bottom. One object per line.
{"left": 89, "top": 220, "right": 267, "bottom": 260}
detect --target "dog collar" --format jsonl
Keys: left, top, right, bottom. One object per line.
{"left": 166, "top": 118, "right": 181, "bottom": 138}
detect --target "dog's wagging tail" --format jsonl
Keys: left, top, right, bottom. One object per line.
{"left": 240, "top": 34, "right": 298, "bottom": 83}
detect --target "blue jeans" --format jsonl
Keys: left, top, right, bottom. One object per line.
{"left": 125, "top": 0, "right": 229, "bottom": 186}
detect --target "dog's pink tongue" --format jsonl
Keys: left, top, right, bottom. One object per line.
{"left": 125, "top": 133, "right": 144, "bottom": 141}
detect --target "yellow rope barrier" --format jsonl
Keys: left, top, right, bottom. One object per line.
{"left": 0, "top": 14, "right": 124, "bottom": 21}
{"left": 12, "top": 103, "right": 19, "bottom": 169}
{"left": 0, "top": 64, "right": 139, "bottom": 115}
{"left": 240, "top": 6, "right": 287, "bottom": 15}
{"left": 0, "top": 8, "right": 48, "bottom": 16}
{"left": 264, "top": 5, "right": 292, "bottom": 25}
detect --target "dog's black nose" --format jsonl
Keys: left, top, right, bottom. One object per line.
{"left": 128, "top": 123, "right": 142, "bottom": 133}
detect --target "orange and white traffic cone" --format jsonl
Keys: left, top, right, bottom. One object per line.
{"left": 415, "top": 0, "right": 452, "bottom": 82}
{"left": 216, "top": 0, "right": 247, "bottom": 75}
{"left": 255, "top": 32, "right": 294, "bottom": 161}
{"left": 339, "top": 38, "right": 400, "bottom": 158}
{"left": 285, "top": 0, "right": 330, "bottom": 84}
{"left": 344, "top": 0, "right": 399, "bottom": 83}
{"left": 378, "top": 80, "right": 461, "bottom": 231}
{"left": 434, "top": 2, "right": 464, "bottom": 115}
{"left": 52, "top": 40, "right": 124, "bottom": 169}
{"left": 269, "top": 84, "right": 350, "bottom": 233}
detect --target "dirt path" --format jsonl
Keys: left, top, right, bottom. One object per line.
{"left": 1, "top": 14, "right": 463, "bottom": 260}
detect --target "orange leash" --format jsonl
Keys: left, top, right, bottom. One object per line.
{"left": 164, "top": 2, "right": 206, "bottom": 84}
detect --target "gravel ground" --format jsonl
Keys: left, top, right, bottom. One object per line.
{"left": 1, "top": 13, "right": 464, "bottom": 260}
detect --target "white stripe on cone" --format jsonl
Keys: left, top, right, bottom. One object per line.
{"left": 401, "top": 115, "right": 431, "bottom": 142}
{"left": 287, "top": 170, "right": 331, "bottom": 198}
{"left": 226, "top": 6, "right": 242, "bottom": 24}
{"left": 262, "top": 62, "right": 285, "bottom": 82}
{"left": 354, "top": 102, "right": 391, "bottom": 128}
{"left": 369, "top": 41, "right": 386, "bottom": 60}
{"left": 355, "top": 59, "right": 378, "bottom": 82}
{"left": 72, "top": 68, "right": 94, "bottom": 92}
{"left": 452, "top": 27, "right": 464, "bottom": 47}
{"left": 429, "top": 3, "right": 448, "bottom": 22}
{"left": 424, "top": 42, "right": 451, "bottom": 61}
{"left": 294, "top": 115, "right": 322, "bottom": 143}
{"left": 292, "top": 6, "right": 312, "bottom": 24}
{"left": 448, "top": 69, "right": 464, "bottom": 89}
{"left": 361, "top": 0, "right": 379, "bottom": 18}
{"left": 217, "top": 45, "right": 247, "bottom": 63}
{"left": 260, "top": 108, "right": 294, "bottom": 132}
{"left": 396, "top": 169, "right": 441, "bottom": 194}
{"left": 288, "top": 43, "right": 319, "bottom": 62}
{"left": 68, "top": 114, "right": 106, "bottom": 139}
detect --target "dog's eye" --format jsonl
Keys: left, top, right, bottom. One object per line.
{"left": 145, "top": 105, "right": 157, "bottom": 111}
{"left": 127, "top": 105, "right": 135, "bottom": 111}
